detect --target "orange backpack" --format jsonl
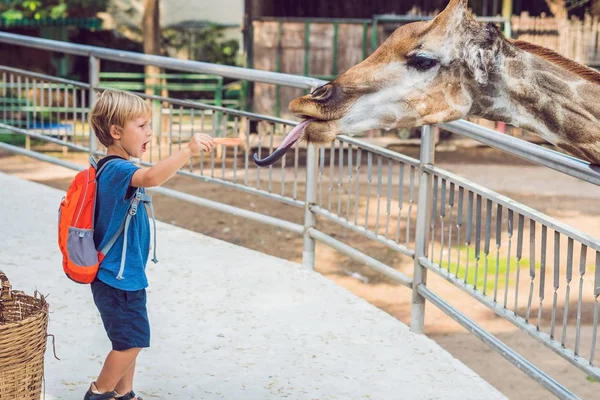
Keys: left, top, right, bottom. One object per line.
{"left": 58, "top": 158, "right": 158, "bottom": 284}
{"left": 58, "top": 158, "right": 137, "bottom": 284}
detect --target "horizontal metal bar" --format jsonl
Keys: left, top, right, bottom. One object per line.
{"left": 424, "top": 164, "right": 600, "bottom": 253}
{"left": 419, "top": 257, "right": 600, "bottom": 381}
{"left": 311, "top": 205, "right": 415, "bottom": 257}
{"left": 440, "top": 119, "right": 600, "bottom": 187}
{"left": 0, "top": 32, "right": 326, "bottom": 90}
{"left": 0, "top": 66, "right": 90, "bottom": 89}
{"left": 122, "top": 89, "right": 300, "bottom": 126}
{"left": 417, "top": 284, "right": 579, "bottom": 400}
{"left": 0, "top": 141, "right": 85, "bottom": 171}
{"left": 0, "top": 123, "right": 90, "bottom": 153}
{"left": 337, "top": 135, "right": 420, "bottom": 167}
{"left": 173, "top": 168, "right": 305, "bottom": 208}
{"left": 0, "top": 142, "right": 304, "bottom": 235}
{"left": 308, "top": 228, "right": 412, "bottom": 287}
{"left": 148, "top": 186, "right": 304, "bottom": 234}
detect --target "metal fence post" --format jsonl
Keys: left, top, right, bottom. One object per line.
{"left": 411, "top": 125, "right": 436, "bottom": 333}
{"left": 303, "top": 142, "right": 318, "bottom": 270}
{"left": 88, "top": 56, "right": 99, "bottom": 158}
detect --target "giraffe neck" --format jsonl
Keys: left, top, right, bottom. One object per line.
{"left": 468, "top": 44, "right": 600, "bottom": 163}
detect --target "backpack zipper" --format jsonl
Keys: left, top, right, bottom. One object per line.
{"left": 73, "top": 168, "right": 90, "bottom": 227}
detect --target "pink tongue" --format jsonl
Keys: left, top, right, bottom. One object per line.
{"left": 280, "top": 119, "right": 312, "bottom": 148}
{"left": 252, "top": 118, "right": 313, "bottom": 167}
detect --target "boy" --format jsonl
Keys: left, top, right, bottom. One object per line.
{"left": 85, "top": 90, "right": 215, "bottom": 400}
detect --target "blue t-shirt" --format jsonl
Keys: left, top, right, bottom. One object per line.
{"left": 93, "top": 157, "right": 150, "bottom": 291}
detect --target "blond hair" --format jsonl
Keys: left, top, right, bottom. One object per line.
{"left": 89, "top": 89, "right": 152, "bottom": 147}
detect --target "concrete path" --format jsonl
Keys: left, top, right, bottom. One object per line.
{"left": 0, "top": 172, "right": 505, "bottom": 399}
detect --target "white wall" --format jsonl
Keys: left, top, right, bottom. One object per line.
{"left": 101, "top": 0, "right": 245, "bottom": 56}
{"left": 102, "top": 0, "right": 243, "bottom": 28}
{"left": 161, "top": 0, "right": 243, "bottom": 27}
{"left": 161, "top": 0, "right": 244, "bottom": 48}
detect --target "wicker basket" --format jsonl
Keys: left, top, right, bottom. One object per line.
{"left": 0, "top": 270, "right": 49, "bottom": 400}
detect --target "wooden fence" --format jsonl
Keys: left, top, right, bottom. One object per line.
{"left": 252, "top": 20, "right": 382, "bottom": 119}
{"left": 511, "top": 12, "right": 600, "bottom": 65}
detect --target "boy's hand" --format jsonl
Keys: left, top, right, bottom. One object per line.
{"left": 188, "top": 133, "right": 216, "bottom": 155}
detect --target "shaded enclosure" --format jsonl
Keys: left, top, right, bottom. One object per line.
{"left": 249, "top": 0, "right": 551, "bottom": 18}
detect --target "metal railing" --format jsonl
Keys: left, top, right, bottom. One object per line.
{"left": 1, "top": 32, "right": 600, "bottom": 399}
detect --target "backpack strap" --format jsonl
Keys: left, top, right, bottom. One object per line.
{"left": 141, "top": 192, "right": 159, "bottom": 264}
{"left": 115, "top": 189, "right": 141, "bottom": 280}
{"left": 114, "top": 189, "right": 158, "bottom": 281}
{"left": 98, "top": 187, "right": 138, "bottom": 258}
{"left": 98, "top": 216, "right": 127, "bottom": 258}
{"left": 95, "top": 158, "right": 120, "bottom": 179}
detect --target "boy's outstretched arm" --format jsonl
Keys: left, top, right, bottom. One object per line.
{"left": 131, "top": 133, "right": 215, "bottom": 188}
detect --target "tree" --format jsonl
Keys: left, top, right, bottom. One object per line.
{"left": 142, "top": 0, "right": 161, "bottom": 97}
{"left": 142, "top": 0, "right": 167, "bottom": 137}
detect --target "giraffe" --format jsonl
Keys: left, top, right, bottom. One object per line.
{"left": 253, "top": 0, "right": 600, "bottom": 166}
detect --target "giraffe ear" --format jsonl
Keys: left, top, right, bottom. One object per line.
{"left": 443, "top": 0, "right": 469, "bottom": 15}
{"left": 432, "top": 0, "right": 471, "bottom": 29}
{"left": 448, "top": 0, "right": 468, "bottom": 9}
{"left": 462, "top": 23, "right": 502, "bottom": 86}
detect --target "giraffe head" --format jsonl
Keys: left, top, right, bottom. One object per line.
{"left": 292, "top": 0, "right": 507, "bottom": 142}
{"left": 254, "top": 0, "right": 506, "bottom": 166}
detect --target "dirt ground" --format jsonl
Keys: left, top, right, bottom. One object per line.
{"left": 2, "top": 145, "right": 600, "bottom": 399}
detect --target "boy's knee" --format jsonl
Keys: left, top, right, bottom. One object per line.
{"left": 114, "top": 347, "right": 142, "bottom": 356}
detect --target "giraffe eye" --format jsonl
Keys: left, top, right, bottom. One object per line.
{"left": 407, "top": 55, "right": 438, "bottom": 71}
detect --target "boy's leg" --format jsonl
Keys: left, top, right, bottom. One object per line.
{"left": 114, "top": 359, "right": 136, "bottom": 395}
{"left": 90, "top": 281, "right": 149, "bottom": 397}
{"left": 95, "top": 348, "right": 142, "bottom": 393}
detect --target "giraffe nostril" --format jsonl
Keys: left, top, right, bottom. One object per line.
{"left": 311, "top": 84, "right": 333, "bottom": 100}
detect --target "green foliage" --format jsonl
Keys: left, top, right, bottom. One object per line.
{"left": 0, "top": 132, "right": 26, "bottom": 145}
{"left": 0, "top": 0, "right": 108, "bottom": 20}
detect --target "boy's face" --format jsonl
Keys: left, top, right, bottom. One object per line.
{"left": 119, "top": 115, "right": 152, "bottom": 159}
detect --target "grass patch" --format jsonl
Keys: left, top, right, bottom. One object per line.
{"left": 438, "top": 246, "right": 596, "bottom": 292}
{"left": 439, "top": 246, "right": 538, "bottom": 292}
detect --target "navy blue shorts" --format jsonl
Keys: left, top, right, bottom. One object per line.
{"left": 91, "top": 279, "right": 150, "bottom": 351}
